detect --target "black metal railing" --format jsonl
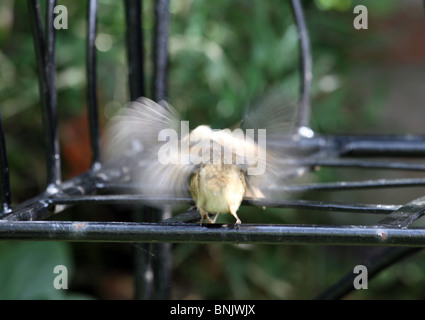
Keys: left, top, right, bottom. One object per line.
{"left": 1, "top": 0, "right": 425, "bottom": 300}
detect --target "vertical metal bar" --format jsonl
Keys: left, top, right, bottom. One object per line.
{"left": 152, "top": 207, "right": 171, "bottom": 299}
{"left": 28, "top": 0, "right": 61, "bottom": 190}
{"left": 0, "top": 106, "right": 12, "bottom": 216}
{"left": 152, "top": 0, "right": 169, "bottom": 101}
{"left": 154, "top": 0, "right": 172, "bottom": 299}
{"left": 125, "top": 0, "right": 145, "bottom": 99}
{"left": 152, "top": 0, "right": 171, "bottom": 300}
{"left": 124, "top": 0, "right": 150, "bottom": 300}
{"left": 86, "top": 0, "right": 101, "bottom": 169}
{"left": 133, "top": 209, "right": 154, "bottom": 300}
{"left": 124, "top": 0, "right": 171, "bottom": 300}
{"left": 290, "top": 0, "right": 313, "bottom": 138}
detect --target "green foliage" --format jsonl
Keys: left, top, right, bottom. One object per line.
{"left": 168, "top": 0, "right": 301, "bottom": 129}
{"left": 0, "top": 0, "right": 418, "bottom": 300}
{"left": 0, "top": 241, "right": 91, "bottom": 299}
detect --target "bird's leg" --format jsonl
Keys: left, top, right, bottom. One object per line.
{"left": 210, "top": 213, "right": 220, "bottom": 223}
{"left": 199, "top": 207, "right": 213, "bottom": 225}
{"left": 206, "top": 213, "right": 214, "bottom": 224}
{"left": 229, "top": 207, "right": 242, "bottom": 225}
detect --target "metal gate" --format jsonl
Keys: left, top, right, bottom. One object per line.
{"left": 1, "top": 0, "right": 425, "bottom": 299}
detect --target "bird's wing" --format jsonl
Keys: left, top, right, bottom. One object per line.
{"left": 240, "top": 86, "right": 298, "bottom": 137}
{"left": 104, "top": 97, "right": 182, "bottom": 158}
{"left": 239, "top": 86, "right": 309, "bottom": 199}
{"left": 103, "top": 97, "right": 195, "bottom": 208}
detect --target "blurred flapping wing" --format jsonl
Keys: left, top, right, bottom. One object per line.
{"left": 103, "top": 97, "right": 195, "bottom": 207}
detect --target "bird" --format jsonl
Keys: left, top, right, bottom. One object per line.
{"left": 103, "top": 89, "right": 302, "bottom": 225}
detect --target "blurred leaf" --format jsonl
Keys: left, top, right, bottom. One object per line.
{"left": 0, "top": 241, "right": 90, "bottom": 299}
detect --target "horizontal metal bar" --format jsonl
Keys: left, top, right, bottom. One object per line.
{"left": 0, "top": 221, "right": 424, "bottom": 246}
{"left": 49, "top": 194, "right": 191, "bottom": 205}
{"left": 163, "top": 200, "right": 398, "bottom": 224}
{"left": 3, "top": 134, "right": 425, "bottom": 222}
{"left": 0, "top": 199, "right": 52, "bottom": 222}
{"left": 270, "top": 135, "right": 425, "bottom": 158}
{"left": 339, "top": 136, "right": 425, "bottom": 156}
{"left": 0, "top": 170, "right": 98, "bottom": 221}
{"left": 314, "top": 195, "right": 425, "bottom": 298}
{"left": 98, "top": 176, "right": 425, "bottom": 195}
{"left": 283, "top": 177, "right": 425, "bottom": 192}
{"left": 0, "top": 170, "right": 420, "bottom": 221}
{"left": 251, "top": 199, "right": 398, "bottom": 213}
{"left": 47, "top": 194, "right": 398, "bottom": 214}
{"left": 286, "top": 158, "right": 425, "bottom": 171}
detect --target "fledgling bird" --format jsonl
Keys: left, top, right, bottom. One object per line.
{"left": 103, "top": 90, "right": 300, "bottom": 224}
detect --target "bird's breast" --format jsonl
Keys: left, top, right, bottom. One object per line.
{"left": 197, "top": 164, "right": 246, "bottom": 213}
